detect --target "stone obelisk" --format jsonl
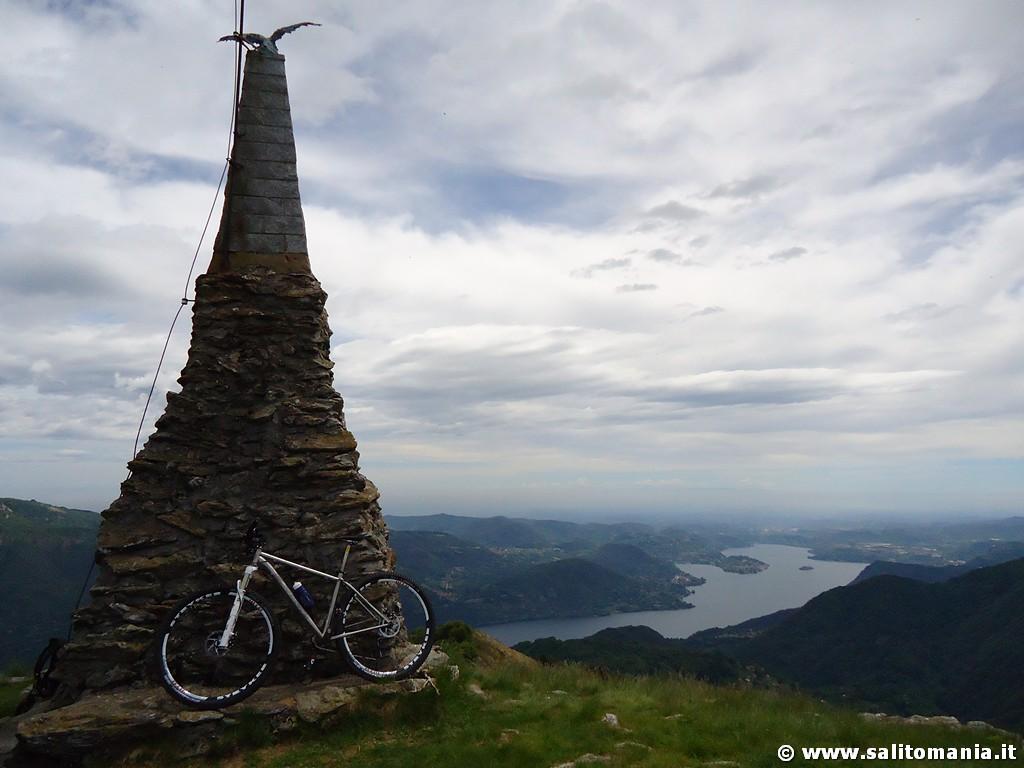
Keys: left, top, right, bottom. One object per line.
{"left": 57, "top": 37, "right": 392, "bottom": 694}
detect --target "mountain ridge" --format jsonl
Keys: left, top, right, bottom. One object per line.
{"left": 699, "top": 557, "right": 1024, "bottom": 731}
{"left": 0, "top": 498, "right": 99, "bottom": 669}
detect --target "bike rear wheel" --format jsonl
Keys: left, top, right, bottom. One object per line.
{"left": 335, "top": 572, "right": 435, "bottom": 681}
{"left": 156, "top": 589, "right": 278, "bottom": 709}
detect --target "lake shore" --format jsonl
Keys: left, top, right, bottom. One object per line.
{"left": 480, "top": 544, "right": 867, "bottom": 646}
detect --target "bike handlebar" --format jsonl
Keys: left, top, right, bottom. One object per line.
{"left": 244, "top": 522, "right": 264, "bottom": 557}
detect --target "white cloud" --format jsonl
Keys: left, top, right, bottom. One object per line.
{"left": 1, "top": 0, "right": 1022, "bottom": 515}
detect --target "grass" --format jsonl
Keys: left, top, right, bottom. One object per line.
{"left": 0, "top": 680, "right": 28, "bottom": 718}
{"left": 133, "top": 646, "right": 1018, "bottom": 768}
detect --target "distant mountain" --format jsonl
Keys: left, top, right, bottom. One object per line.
{"left": 938, "top": 516, "right": 1024, "bottom": 543}
{"left": 766, "top": 517, "right": 1024, "bottom": 566}
{"left": 0, "top": 497, "right": 97, "bottom": 534}
{"left": 945, "top": 538, "right": 1024, "bottom": 566}
{"left": 852, "top": 541, "right": 1024, "bottom": 584}
{"left": 514, "top": 625, "right": 750, "bottom": 684}
{"left": 432, "top": 557, "right": 693, "bottom": 626}
{"left": 389, "top": 530, "right": 514, "bottom": 587}
{"left": 705, "top": 558, "right": 1024, "bottom": 731}
{"left": 389, "top": 521, "right": 700, "bottom": 626}
{"left": 582, "top": 542, "right": 705, "bottom": 586}
{"left": 389, "top": 514, "right": 551, "bottom": 549}
{"left": 852, "top": 561, "right": 969, "bottom": 584}
{"left": 0, "top": 498, "right": 99, "bottom": 668}
{"left": 387, "top": 513, "right": 650, "bottom": 550}
{"left": 386, "top": 513, "right": 764, "bottom": 574}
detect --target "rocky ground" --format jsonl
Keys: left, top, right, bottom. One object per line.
{"left": 5, "top": 648, "right": 450, "bottom": 765}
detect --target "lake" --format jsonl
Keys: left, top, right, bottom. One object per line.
{"left": 480, "top": 543, "right": 867, "bottom": 646}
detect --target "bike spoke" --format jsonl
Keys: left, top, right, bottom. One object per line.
{"left": 335, "top": 575, "right": 434, "bottom": 681}
{"left": 158, "top": 591, "right": 274, "bottom": 707}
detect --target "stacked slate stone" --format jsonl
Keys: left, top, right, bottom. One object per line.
{"left": 57, "top": 45, "right": 393, "bottom": 694}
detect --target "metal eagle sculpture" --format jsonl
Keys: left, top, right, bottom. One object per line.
{"left": 219, "top": 22, "right": 321, "bottom": 55}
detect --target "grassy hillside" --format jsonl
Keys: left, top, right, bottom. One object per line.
{"left": 720, "top": 558, "right": 1024, "bottom": 731}
{"left": 0, "top": 498, "right": 99, "bottom": 669}
{"left": 124, "top": 627, "right": 1018, "bottom": 768}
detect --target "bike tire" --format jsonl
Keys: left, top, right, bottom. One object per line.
{"left": 335, "top": 572, "right": 435, "bottom": 682}
{"left": 155, "top": 588, "right": 279, "bottom": 710}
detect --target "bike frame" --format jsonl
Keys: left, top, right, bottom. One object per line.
{"left": 218, "top": 543, "right": 390, "bottom": 649}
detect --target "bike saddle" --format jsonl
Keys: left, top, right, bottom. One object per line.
{"left": 340, "top": 532, "right": 372, "bottom": 545}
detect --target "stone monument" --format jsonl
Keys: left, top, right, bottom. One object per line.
{"left": 55, "top": 31, "right": 392, "bottom": 694}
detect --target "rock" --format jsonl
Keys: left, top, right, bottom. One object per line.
{"left": 56, "top": 45, "right": 395, "bottom": 698}
{"left": 859, "top": 712, "right": 1005, "bottom": 732}
{"left": 447, "top": 665, "right": 461, "bottom": 681}
{"left": 615, "top": 741, "right": 652, "bottom": 751}
{"left": 420, "top": 645, "right": 451, "bottom": 673}
{"left": 601, "top": 713, "right": 620, "bottom": 728}
{"left": 103, "top": 552, "right": 197, "bottom": 576}
{"left": 109, "top": 603, "right": 158, "bottom": 625}
{"left": 175, "top": 711, "right": 224, "bottom": 725}
{"left": 467, "top": 683, "right": 489, "bottom": 699}
{"left": 16, "top": 673, "right": 433, "bottom": 761}
{"left": 17, "top": 687, "right": 172, "bottom": 757}
{"left": 156, "top": 509, "right": 206, "bottom": 537}
{"left": 552, "top": 754, "right": 611, "bottom": 768}
{"left": 283, "top": 430, "right": 358, "bottom": 452}
{"left": 499, "top": 728, "right": 520, "bottom": 743}
{"left": 907, "top": 714, "right": 960, "bottom": 727}
{"left": 399, "top": 678, "right": 432, "bottom": 695}
{"left": 294, "top": 684, "right": 358, "bottom": 723}
{"left": 550, "top": 689, "right": 568, "bottom": 695}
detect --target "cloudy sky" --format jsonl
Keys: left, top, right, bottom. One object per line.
{"left": 1, "top": 1, "right": 1022, "bottom": 519}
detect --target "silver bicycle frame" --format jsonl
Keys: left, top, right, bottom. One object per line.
{"left": 219, "top": 544, "right": 390, "bottom": 648}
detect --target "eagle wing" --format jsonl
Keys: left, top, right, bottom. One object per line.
{"left": 270, "top": 22, "right": 321, "bottom": 42}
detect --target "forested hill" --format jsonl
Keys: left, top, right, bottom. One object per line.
{"left": 388, "top": 527, "right": 698, "bottom": 626}
{"left": 514, "top": 625, "right": 750, "bottom": 683}
{"left": 387, "top": 513, "right": 650, "bottom": 549}
{"left": 0, "top": 498, "right": 99, "bottom": 668}
{"left": 713, "top": 557, "right": 1024, "bottom": 731}
{"left": 851, "top": 541, "right": 1024, "bottom": 584}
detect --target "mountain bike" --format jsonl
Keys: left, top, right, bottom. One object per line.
{"left": 155, "top": 523, "right": 435, "bottom": 709}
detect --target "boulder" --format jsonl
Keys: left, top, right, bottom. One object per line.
{"left": 17, "top": 662, "right": 443, "bottom": 762}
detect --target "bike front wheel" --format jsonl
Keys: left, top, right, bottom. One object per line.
{"left": 156, "top": 588, "right": 278, "bottom": 709}
{"left": 335, "top": 572, "right": 435, "bottom": 682}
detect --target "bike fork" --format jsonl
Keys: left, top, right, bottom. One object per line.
{"left": 219, "top": 564, "right": 258, "bottom": 649}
